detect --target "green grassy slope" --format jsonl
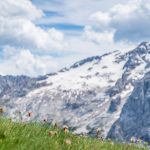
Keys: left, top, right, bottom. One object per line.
{"left": 0, "top": 118, "right": 148, "bottom": 150}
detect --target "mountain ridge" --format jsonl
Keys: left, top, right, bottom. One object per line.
{"left": 1, "top": 41, "right": 150, "bottom": 143}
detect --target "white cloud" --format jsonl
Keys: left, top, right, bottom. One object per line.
{"left": 0, "top": 17, "right": 65, "bottom": 51}
{"left": 89, "top": 11, "right": 111, "bottom": 30}
{"left": 83, "top": 26, "right": 114, "bottom": 44}
{"left": 88, "top": 0, "right": 150, "bottom": 42}
{"left": 0, "top": 47, "right": 59, "bottom": 76}
{"left": 0, "top": 0, "right": 68, "bottom": 76}
{"left": 0, "top": 0, "right": 66, "bottom": 51}
{"left": 0, "top": 0, "right": 43, "bottom": 20}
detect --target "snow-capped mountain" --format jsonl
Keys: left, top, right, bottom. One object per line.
{"left": 1, "top": 42, "right": 150, "bottom": 142}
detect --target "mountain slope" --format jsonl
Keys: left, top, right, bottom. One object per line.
{"left": 2, "top": 42, "right": 150, "bottom": 143}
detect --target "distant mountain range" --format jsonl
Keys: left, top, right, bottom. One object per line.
{"left": 1, "top": 42, "right": 150, "bottom": 143}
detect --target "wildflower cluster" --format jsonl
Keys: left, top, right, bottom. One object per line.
{"left": 130, "top": 136, "right": 149, "bottom": 148}
{"left": 0, "top": 107, "right": 4, "bottom": 117}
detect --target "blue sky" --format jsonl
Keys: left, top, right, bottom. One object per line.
{"left": 0, "top": 0, "right": 150, "bottom": 76}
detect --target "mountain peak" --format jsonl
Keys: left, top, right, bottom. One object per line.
{"left": 137, "top": 41, "right": 150, "bottom": 50}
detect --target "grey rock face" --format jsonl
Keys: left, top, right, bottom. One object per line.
{"left": 0, "top": 75, "right": 46, "bottom": 106}
{"left": 108, "top": 72, "right": 150, "bottom": 142}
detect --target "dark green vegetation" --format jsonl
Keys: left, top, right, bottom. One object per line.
{"left": 0, "top": 118, "right": 148, "bottom": 150}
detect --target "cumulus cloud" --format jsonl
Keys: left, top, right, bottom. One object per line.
{"left": 0, "top": 0, "right": 66, "bottom": 51}
{"left": 88, "top": 0, "right": 150, "bottom": 42}
{"left": 0, "top": 0, "right": 69, "bottom": 76}
{"left": 89, "top": 11, "right": 111, "bottom": 30}
{"left": 0, "top": 17, "right": 65, "bottom": 51}
{"left": 83, "top": 25, "right": 114, "bottom": 44}
{"left": 0, "top": 46, "right": 59, "bottom": 76}
{"left": 0, "top": 0, "right": 43, "bottom": 20}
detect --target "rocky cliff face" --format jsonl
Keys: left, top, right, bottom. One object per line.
{"left": 108, "top": 72, "right": 150, "bottom": 142}
{"left": 1, "top": 42, "right": 150, "bottom": 143}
